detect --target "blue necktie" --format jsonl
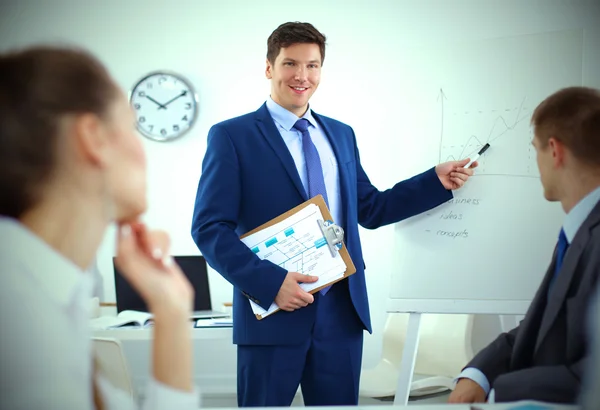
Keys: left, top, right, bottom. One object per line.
{"left": 549, "top": 228, "right": 569, "bottom": 294}
{"left": 293, "top": 118, "right": 331, "bottom": 296}
{"left": 554, "top": 228, "right": 569, "bottom": 278}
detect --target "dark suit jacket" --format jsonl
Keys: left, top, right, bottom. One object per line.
{"left": 580, "top": 286, "right": 600, "bottom": 409}
{"left": 467, "top": 200, "right": 600, "bottom": 403}
{"left": 191, "top": 103, "right": 452, "bottom": 345}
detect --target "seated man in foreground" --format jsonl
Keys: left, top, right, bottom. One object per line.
{"left": 449, "top": 86, "right": 600, "bottom": 404}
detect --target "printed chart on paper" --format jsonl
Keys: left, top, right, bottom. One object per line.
{"left": 241, "top": 203, "right": 347, "bottom": 318}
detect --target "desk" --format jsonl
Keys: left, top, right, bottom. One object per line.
{"left": 203, "top": 404, "right": 577, "bottom": 409}
{"left": 92, "top": 327, "right": 236, "bottom": 399}
{"left": 91, "top": 327, "right": 581, "bottom": 409}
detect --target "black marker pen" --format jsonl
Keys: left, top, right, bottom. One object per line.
{"left": 465, "top": 143, "right": 490, "bottom": 169}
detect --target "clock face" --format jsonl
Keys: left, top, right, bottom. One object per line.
{"left": 129, "top": 72, "right": 198, "bottom": 141}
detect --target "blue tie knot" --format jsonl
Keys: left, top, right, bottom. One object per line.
{"left": 549, "top": 227, "right": 569, "bottom": 295}
{"left": 554, "top": 228, "right": 569, "bottom": 276}
{"left": 558, "top": 228, "right": 568, "bottom": 249}
{"left": 293, "top": 118, "right": 310, "bottom": 133}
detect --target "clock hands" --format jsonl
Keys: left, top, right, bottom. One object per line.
{"left": 159, "top": 91, "right": 187, "bottom": 110}
{"left": 143, "top": 91, "right": 188, "bottom": 110}
{"left": 145, "top": 95, "right": 167, "bottom": 109}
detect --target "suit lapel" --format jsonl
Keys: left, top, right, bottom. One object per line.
{"left": 512, "top": 261, "right": 554, "bottom": 360}
{"left": 312, "top": 111, "right": 349, "bottom": 228}
{"left": 254, "top": 104, "right": 307, "bottom": 201}
{"left": 535, "top": 200, "right": 600, "bottom": 352}
{"left": 312, "top": 111, "right": 342, "bottom": 161}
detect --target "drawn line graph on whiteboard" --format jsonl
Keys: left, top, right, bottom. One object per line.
{"left": 437, "top": 88, "right": 539, "bottom": 178}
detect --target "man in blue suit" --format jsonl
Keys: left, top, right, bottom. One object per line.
{"left": 191, "top": 22, "right": 477, "bottom": 407}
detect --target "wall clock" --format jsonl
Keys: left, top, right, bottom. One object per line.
{"left": 129, "top": 71, "right": 198, "bottom": 142}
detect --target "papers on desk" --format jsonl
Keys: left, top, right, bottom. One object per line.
{"left": 91, "top": 310, "right": 234, "bottom": 329}
{"left": 195, "top": 318, "right": 233, "bottom": 328}
{"left": 90, "top": 310, "right": 153, "bottom": 329}
{"left": 240, "top": 200, "right": 354, "bottom": 319}
{"left": 469, "top": 401, "right": 574, "bottom": 410}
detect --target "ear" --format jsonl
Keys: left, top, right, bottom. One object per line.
{"left": 72, "top": 113, "right": 110, "bottom": 168}
{"left": 265, "top": 58, "right": 273, "bottom": 79}
{"left": 548, "top": 137, "right": 566, "bottom": 168}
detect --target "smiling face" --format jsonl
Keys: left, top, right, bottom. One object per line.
{"left": 265, "top": 43, "right": 322, "bottom": 117}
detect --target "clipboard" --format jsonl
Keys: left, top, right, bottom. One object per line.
{"left": 240, "top": 194, "right": 356, "bottom": 319}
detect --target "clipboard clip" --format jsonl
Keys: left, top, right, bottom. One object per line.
{"left": 318, "top": 219, "right": 344, "bottom": 257}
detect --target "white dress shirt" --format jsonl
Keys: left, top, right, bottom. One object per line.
{"left": 0, "top": 217, "right": 200, "bottom": 410}
{"left": 457, "top": 185, "right": 600, "bottom": 402}
{"left": 265, "top": 96, "right": 343, "bottom": 226}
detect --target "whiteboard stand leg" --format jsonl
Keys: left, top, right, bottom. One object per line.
{"left": 393, "top": 312, "right": 422, "bottom": 406}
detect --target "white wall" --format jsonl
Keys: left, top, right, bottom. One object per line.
{"left": 2, "top": 0, "right": 599, "bottom": 370}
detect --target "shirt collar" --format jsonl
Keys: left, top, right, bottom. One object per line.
{"left": 563, "top": 185, "right": 600, "bottom": 243}
{"left": 266, "top": 96, "right": 317, "bottom": 131}
{"left": 0, "top": 216, "right": 88, "bottom": 306}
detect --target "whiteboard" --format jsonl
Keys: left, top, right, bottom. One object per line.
{"left": 388, "top": 29, "right": 583, "bottom": 315}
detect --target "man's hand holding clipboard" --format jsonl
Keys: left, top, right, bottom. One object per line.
{"left": 239, "top": 194, "right": 356, "bottom": 320}
{"left": 274, "top": 272, "right": 319, "bottom": 312}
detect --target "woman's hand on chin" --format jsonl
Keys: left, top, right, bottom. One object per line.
{"left": 114, "top": 221, "right": 194, "bottom": 318}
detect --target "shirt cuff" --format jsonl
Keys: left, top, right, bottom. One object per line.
{"left": 454, "top": 367, "right": 491, "bottom": 395}
{"left": 488, "top": 388, "right": 495, "bottom": 403}
{"left": 142, "top": 378, "right": 200, "bottom": 410}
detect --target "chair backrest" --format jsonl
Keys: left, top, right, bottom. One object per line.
{"left": 381, "top": 313, "right": 474, "bottom": 378}
{"left": 92, "top": 337, "right": 134, "bottom": 399}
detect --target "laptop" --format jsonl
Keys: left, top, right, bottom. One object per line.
{"left": 113, "top": 255, "right": 229, "bottom": 319}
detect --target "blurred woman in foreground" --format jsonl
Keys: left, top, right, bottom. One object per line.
{"left": 0, "top": 46, "right": 199, "bottom": 409}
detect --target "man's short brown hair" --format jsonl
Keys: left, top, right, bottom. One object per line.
{"left": 267, "top": 22, "right": 326, "bottom": 65}
{"left": 532, "top": 86, "right": 600, "bottom": 166}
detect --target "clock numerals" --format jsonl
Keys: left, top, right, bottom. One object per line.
{"left": 130, "top": 72, "right": 197, "bottom": 141}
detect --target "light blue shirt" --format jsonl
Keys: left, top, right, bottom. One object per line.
{"left": 563, "top": 186, "right": 600, "bottom": 243}
{"left": 458, "top": 185, "right": 600, "bottom": 402}
{"left": 265, "top": 96, "right": 342, "bottom": 226}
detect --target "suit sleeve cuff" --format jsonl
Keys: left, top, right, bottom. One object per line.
{"left": 142, "top": 378, "right": 200, "bottom": 410}
{"left": 454, "top": 367, "right": 491, "bottom": 395}
{"left": 422, "top": 166, "right": 454, "bottom": 201}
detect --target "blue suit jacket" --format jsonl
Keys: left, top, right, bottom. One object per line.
{"left": 191, "top": 103, "right": 452, "bottom": 345}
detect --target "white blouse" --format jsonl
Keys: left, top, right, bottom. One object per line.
{"left": 0, "top": 217, "right": 200, "bottom": 409}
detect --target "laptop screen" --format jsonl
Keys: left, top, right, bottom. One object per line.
{"left": 113, "top": 255, "right": 212, "bottom": 313}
